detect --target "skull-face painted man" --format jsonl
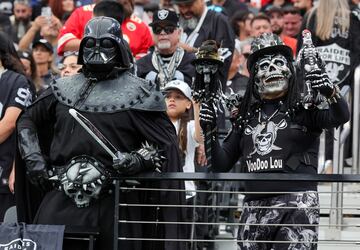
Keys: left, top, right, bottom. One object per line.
{"left": 16, "top": 17, "right": 187, "bottom": 250}
{"left": 199, "top": 33, "right": 350, "bottom": 249}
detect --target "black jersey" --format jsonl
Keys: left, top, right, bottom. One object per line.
{"left": 180, "top": 9, "right": 235, "bottom": 89}
{"left": 0, "top": 70, "right": 31, "bottom": 193}
{"left": 297, "top": 7, "right": 360, "bottom": 87}
{"left": 211, "top": 98, "right": 349, "bottom": 201}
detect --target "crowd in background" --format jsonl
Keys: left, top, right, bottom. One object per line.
{"left": 0, "top": 0, "right": 359, "bottom": 230}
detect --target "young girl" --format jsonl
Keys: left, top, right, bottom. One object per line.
{"left": 164, "top": 80, "right": 203, "bottom": 199}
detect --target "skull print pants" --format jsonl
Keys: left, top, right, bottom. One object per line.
{"left": 237, "top": 192, "right": 319, "bottom": 250}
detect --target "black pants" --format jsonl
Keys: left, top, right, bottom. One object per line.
{"left": 0, "top": 193, "right": 15, "bottom": 222}
{"left": 238, "top": 192, "right": 319, "bottom": 250}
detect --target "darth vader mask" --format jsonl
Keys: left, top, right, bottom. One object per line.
{"left": 254, "top": 54, "right": 292, "bottom": 99}
{"left": 82, "top": 37, "right": 119, "bottom": 72}
{"left": 78, "top": 17, "right": 131, "bottom": 75}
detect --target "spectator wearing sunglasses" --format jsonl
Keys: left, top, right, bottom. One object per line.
{"left": 136, "top": 9, "right": 196, "bottom": 89}
{"left": 58, "top": 51, "right": 81, "bottom": 77}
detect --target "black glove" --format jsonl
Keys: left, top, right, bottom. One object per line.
{"left": 306, "top": 69, "right": 335, "bottom": 98}
{"left": 18, "top": 128, "right": 50, "bottom": 191}
{"left": 25, "top": 153, "right": 50, "bottom": 189}
{"left": 113, "top": 152, "right": 144, "bottom": 176}
{"left": 199, "top": 102, "right": 217, "bottom": 131}
{"left": 113, "top": 142, "right": 165, "bottom": 176}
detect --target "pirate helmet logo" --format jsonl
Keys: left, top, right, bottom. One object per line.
{"left": 158, "top": 9, "right": 169, "bottom": 20}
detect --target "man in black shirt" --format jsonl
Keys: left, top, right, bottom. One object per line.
{"left": 199, "top": 33, "right": 349, "bottom": 249}
{"left": 136, "top": 9, "right": 196, "bottom": 88}
{"left": 173, "top": 0, "right": 235, "bottom": 88}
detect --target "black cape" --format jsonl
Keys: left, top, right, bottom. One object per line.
{"left": 16, "top": 72, "right": 187, "bottom": 250}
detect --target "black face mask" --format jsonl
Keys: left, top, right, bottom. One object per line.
{"left": 78, "top": 17, "right": 132, "bottom": 79}
{"left": 82, "top": 37, "right": 119, "bottom": 73}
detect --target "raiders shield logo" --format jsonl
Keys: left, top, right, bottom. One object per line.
{"left": 158, "top": 9, "right": 169, "bottom": 20}
{"left": 0, "top": 239, "right": 37, "bottom": 250}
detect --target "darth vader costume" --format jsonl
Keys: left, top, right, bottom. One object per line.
{"left": 200, "top": 33, "right": 350, "bottom": 249}
{"left": 16, "top": 17, "right": 186, "bottom": 250}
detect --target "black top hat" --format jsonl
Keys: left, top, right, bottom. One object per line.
{"left": 32, "top": 38, "right": 53, "bottom": 53}
{"left": 247, "top": 33, "right": 292, "bottom": 71}
{"left": 192, "top": 40, "right": 224, "bottom": 65}
{"left": 149, "top": 9, "right": 179, "bottom": 27}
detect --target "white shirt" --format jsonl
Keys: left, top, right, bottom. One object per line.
{"left": 172, "top": 120, "right": 198, "bottom": 199}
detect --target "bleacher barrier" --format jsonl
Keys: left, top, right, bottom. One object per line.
{"left": 112, "top": 173, "right": 360, "bottom": 250}
{"left": 109, "top": 84, "right": 358, "bottom": 250}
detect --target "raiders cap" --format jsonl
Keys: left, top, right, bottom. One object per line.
{"left": 164, "top": 80, "right": 192, "bottom": 100}
{"left": 149, "top": 9, "right": 179, "bottom": 27}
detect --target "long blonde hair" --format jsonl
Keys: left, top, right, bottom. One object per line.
{"left": 308, "top": 0, "right": 350, "bottom": 40}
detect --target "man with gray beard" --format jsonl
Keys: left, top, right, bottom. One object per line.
{"left": 173, "top": 0, "right": 235, "bottom": 89}
{"left": 10, "top": 0, "right": 32, "bottom": 44}
{"left": 136, "top": 9, "right": 196, "bottom": 89}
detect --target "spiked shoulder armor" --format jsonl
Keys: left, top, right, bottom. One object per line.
{"left": 50, "top": 71, "right": 166, "bottom": 112}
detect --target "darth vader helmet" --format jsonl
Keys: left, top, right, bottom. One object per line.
{"left": 78, "top": 16, "right": 131, "bottom": 74}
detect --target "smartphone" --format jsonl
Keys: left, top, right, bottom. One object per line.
{"left": 41, "top": 6, "right": 52, "bottom": 24}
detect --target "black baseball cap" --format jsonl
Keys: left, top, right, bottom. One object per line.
{"left": 149, "top": 9, "right": 179, "bottom": 27}
{"left": 266, "top": 6, "right": 283, "bottom": 16}
{"left": 171, "top": 0, "right": 195, "bottom": 4}
{"left": 32, "top": 39, "right": 53, "bottom": 54}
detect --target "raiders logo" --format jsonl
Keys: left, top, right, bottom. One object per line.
{"left": 0, "top": 239, "right": 37, "bottom": 250}
{"left": 158, "top": 9, "right": 169, "bottom": 20}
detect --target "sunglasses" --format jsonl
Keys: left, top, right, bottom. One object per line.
{"left": 152, "top": 26, "right": 177, "bottom": 35}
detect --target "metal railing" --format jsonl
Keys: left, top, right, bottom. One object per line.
{"left": 352, "top": 65, "right": 360, "bottom": 174}
{"left": 112, "top": 173, "right": 360, "bottom": 250}
{"left": 328, "top": 85, "right": 352, "bottom": 239}
{"left": 109, "top": 72, "right": 359, "bottom": 250}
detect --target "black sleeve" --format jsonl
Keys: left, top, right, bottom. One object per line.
{"left": 211, "top": 129, "right": 242, "bottom": 172}
{"left": 295, "top": 97, "right": 350, "bottom": 129}
{"left": 135, "top": 55, "right": 151, "bottom": 79}
{"left": 7, "top": 74, "right": 33, "bottom": 110}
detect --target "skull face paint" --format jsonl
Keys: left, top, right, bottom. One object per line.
{"left": 254, "top": 54, "right": 292, "bottom": 99}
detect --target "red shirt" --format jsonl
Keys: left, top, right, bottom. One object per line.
{"left": 57, "top": 4, "right": 153, "bottom": 59}
{"left": 281, "top": 34, "right": 297, "bottom": 58}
